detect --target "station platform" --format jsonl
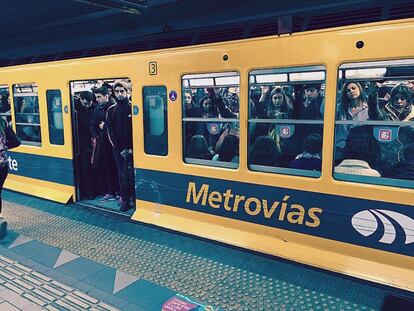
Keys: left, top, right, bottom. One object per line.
{"left": 0, "top": 191, "right": 413, "bottom": 311}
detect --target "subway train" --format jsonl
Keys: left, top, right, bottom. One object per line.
{"left": 0, "top": 18, "right": 413, "bottom": 292}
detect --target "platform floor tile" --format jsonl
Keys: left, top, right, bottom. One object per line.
{"left": 0, "top": 254, "right": 121, "bottom": 311}
{"left": 2, "top": 191, "right": 414, "bottom": 310}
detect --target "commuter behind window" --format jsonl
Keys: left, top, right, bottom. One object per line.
{"left": 289, "top": 133, "right": 322, "bottom": 171}
{"left": 222, "top": 87, "right": 239, "bottom": 114}
{"left": 212, "top": 134, "right": 239, "bottom": 163}
{"left": 200, "top": 88, "right": 237, "bottom": 119}
{"left": 335, "top": 129, "right": 380, "bottom": 177}
{"left": 252, "top": 85, "right": 271, "bottom": 119}
{"left": 337, "top": 82, "right": 369, "bottom": 121}
{"left": 199, "top": 92, "right": 219, "bottom": 118}
{"left": 367, "top": 83, "right": 414, "bottom": 173}
{"left": 249, "top": 86, "right": 262, "bottom": 118}
{"left": 335, "top": 82, "right": 369, "bottom": 160}
{"left": 385, "top": 143, "right": 414, "bottom": 180}
{"left": 249, "top": 135, "right": 280, "bottom": 167}
{"left": 368, "top": 82, "right": 414, "bottom": 121}
{"left": 266, "top": 87, "right": 292, "bottom": 119}
{"left": 299, "top": 84, "right": 323, "bottom": 120}
{"left": 0, "top": 92, "right": 10, "bottom": 114}
{"left": 187, "top": 135, "right": 215, "bottom": 160}
{"left": 184, "top": 91, "right": 200, "bottom": 118}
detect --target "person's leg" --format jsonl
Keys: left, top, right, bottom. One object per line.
{"left": 112, "top": 149, "right": 127, "bottom": 207}
{"left": 103, "top": 138, "right": 117, "bottom": 196}
{"left": 0, "top": 164, "right": 9, "bottom": 239}
{"left": 79, "top": 151, "right": 95, "bottom": 199}
{"left": 0, "top": 164, "right": 9, "bottom": 216}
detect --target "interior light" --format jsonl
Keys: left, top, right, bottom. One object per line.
{"left": 290, "top": 71, "right": 325, "bottom": 81}
{"left": 189, "top": 78, "right": 214, "bottom": 87}
{"left": 345, "top": 68, "right": 387, "bottom": 79}
{"left": 256, "top": 74, "right": 288, "bottom": 83}
{"left": 215, "top": 76, "right": 240, "bottom": 86}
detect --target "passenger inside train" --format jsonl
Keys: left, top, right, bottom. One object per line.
{"left": 248, "top": 66, "right": 325, "bottom": 176}
{"left": 12, "top": 84, "right": 42, "bottom": 144}
{"left": 70, "top": 79, "right": 134, "bottom": 212}
{"left": 182, "top": 72, "right": 240, "bottom": 168}
{"left": 334, "top": 61, "right": 414, "bottom": 183}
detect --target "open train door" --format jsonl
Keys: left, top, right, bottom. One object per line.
{"left": 69, "top": 78, "right": 135, "bottom": 216}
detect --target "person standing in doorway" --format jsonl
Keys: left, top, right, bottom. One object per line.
{"left": 106, "top": 82, "right": 134, "bottom": 211}
{"left": 75, "top": 91, "right": 96, "bottom": 200}
{"left": 91, "top": 87, "right": 118, "bottom": 202}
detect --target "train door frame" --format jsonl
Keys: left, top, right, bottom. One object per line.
{"left": 69, "top": 83, "right": 87, "bottom": 203}
{"left": 68, "top": 78, "right": 135, "bottom": 215}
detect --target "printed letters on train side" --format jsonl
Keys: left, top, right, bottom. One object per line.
{"left": 186, "top": 182, "right": 322, "bottom": 228}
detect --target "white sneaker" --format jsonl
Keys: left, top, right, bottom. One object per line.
{"left": 100, "top": 194, "right": 116, "bottom": 203}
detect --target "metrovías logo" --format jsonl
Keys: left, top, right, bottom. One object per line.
{"left": 352, "top": 209, "right": 414, "bottom": 245}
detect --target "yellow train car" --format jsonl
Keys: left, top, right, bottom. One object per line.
{"left": 0, "top": 18, "right": 413, "bottom": 292}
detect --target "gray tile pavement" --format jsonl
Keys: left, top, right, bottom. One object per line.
{"left": 1, "top": 191, "right": 413, "bottom": 310}
{"left": 0, "top": 255, "right": 120, "bottom": 311}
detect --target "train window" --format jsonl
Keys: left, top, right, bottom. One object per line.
{"left": 334, "top": 59, "right": 414, "bottom": 189}
{"left": 182, "top": 72, "right": 240, "bottom": 168}
{"left": 12, "top": 83, "right": 41, "bottom": 146}
{"left": 0, "top": 85, "right": 12, "bottom": 123}
{"left": 248, "top": 66, "right": 325, "bottom": 177}
{"left": 143, "top": 86, "right": 168, "bottom": 156}
{"left": 46, "top": 90, "right": 64, "bottom": 145}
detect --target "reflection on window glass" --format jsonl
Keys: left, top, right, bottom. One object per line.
{"left": 143, "top": 86, "right": 168, "bottom": 156}
{"left": 182, "top": 72, "right": 240, "bottom": 169}
{"left": 46, "top": 90, "right": 64, "bottom": 145}
{"left": 13, "top": 83, "right": 41, "bottom": 146}
{"left": 334, "top": 59, "right": 414, "bottom": 188}
{"left": 0, "top": 85, "right": 11, "bottom": 124}
{"left": 248, "top": 66, "right": 326, "bottom": 177}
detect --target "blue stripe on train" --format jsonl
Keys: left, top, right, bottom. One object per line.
{"left": 8, "top": 152, "right": 74, "bottom": 186}
{"left": 135, "top": 168, "right": 414, "bottom": 257}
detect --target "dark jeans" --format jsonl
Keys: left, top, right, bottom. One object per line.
{"left": 93, "top": 138, "right": 118, "bottom": 195}
{"left": 78, "top": 150, "right": 95, "bottom": 198}
{"left": 113, "top": 150, "right": 134, "bottom": 203}
{"left": 0, "top": 164, "right": 9, "bottom": 213}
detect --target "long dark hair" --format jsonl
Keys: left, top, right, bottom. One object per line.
{"left": 267, "top": 87, "right": 292, "bottom": 118}
{"left": 217, "top": 134, "right": 239, "bottom": 162}
{"left": 340, "top": 82, "right": 365, "bottom": 111}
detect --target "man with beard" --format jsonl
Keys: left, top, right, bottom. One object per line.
{"left": 106, "top": 82, "right": 134, "bottom": 211}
